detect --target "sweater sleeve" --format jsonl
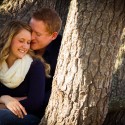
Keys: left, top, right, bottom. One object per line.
{"left": 19, "top": 59, "right": 45, "bottom": 114}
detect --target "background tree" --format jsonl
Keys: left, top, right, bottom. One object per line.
{"left": 0, "top": 0, "right": 125, "bottom": 125}
{"left": 0, "top": 0, "right": 70, "bottom": 34}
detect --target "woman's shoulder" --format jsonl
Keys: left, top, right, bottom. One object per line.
{"left": 26, "top": 57, "right": 45, "bottom": 77}
{"left": 32, "top": 58, "right": 42, "bottom": 63}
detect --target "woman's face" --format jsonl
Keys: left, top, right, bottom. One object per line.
{"left": 9, "top": 29, "right": 31, "bottom": 61}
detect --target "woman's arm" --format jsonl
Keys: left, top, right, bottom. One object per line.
{"left": 19, "top": 59, "right": 45, "bottom": 114}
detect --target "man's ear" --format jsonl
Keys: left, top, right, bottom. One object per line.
{"left": 51, "top": 32, "right": 58, "bottom": 40}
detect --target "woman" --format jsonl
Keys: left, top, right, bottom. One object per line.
{"left": 0, "top": 20, "right": 48, "bottom": 125}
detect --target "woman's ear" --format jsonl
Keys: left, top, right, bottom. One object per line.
{"left": 51, "top": 32, "right": 58, "bottom": 40}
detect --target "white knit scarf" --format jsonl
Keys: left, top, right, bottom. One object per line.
{"left": 0, "top": 54, "right": 33, "bottom": 88}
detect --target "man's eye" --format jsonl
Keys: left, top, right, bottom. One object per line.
{"left": 36, "top": 33, "right": 41, "bottom": 36}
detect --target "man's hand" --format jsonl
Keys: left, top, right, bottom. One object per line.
{"left": 0, "top": 95, "right": 27, "bottom": 118}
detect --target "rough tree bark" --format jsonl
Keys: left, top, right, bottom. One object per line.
{"left": 39, "top": 0, "right": 125, "bottom": 125}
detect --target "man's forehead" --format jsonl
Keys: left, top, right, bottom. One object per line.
{"left": 29, "top": 18, "right": 48, "bottom": 33}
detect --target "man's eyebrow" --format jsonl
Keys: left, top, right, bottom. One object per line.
{"left": 36, "top": 32, "right": 41, "bottom": 35}
{"left": 36, "top": 31, "right": 41, "bottom": 34}
{"left": 33, "top": 30, "right": 41, "bottom": 34}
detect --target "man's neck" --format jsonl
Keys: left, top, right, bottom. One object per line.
{"left": 35, "top": 48, "right": 46, "bottom": 56}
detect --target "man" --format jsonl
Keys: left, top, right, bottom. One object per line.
{"left": 29, "top": 8, "right": 62, "bottom": 115}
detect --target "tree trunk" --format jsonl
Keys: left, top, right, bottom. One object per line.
{"left": 40, "top": 0, "right": 125, "bottom": 125}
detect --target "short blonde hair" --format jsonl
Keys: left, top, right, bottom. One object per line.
{"left": 32, "top": 8, "right": 62, "bottom": 34}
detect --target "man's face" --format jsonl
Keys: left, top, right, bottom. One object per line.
{"left": 29, "top": 18, "right": 54, "bottom": 50}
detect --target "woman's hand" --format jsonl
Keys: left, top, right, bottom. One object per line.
{"left": 0, "top": 95, "right": 27, "bottom": 118}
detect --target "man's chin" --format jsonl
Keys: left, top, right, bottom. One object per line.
{"left": 30, "top": 46, "right": 37, "bottom": 50}
{"left": 31, "top": 46, "right": 45, "bottom": 51}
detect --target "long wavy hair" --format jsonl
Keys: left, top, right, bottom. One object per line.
{"left": 0, "top": 20, "right": 50, "bottom": 77}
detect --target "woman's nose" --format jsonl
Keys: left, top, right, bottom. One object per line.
{"left": 23, "top": 43, "right": 30, "bottom": 50}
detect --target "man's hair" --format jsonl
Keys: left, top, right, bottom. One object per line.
{"left": 32, "top": 8, "right": 62, "bottom": 34}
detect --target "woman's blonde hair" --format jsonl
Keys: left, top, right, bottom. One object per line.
{"left": 0, "top": 20, "right": 50, "bottom": 76}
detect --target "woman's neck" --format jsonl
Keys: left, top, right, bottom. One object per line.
{"left": 6, "top": 56, "right": 16, "bottom": 68}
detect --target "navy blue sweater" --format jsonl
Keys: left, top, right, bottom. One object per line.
{"left": 0, "top": 59, "right": 45, "bottom": 118}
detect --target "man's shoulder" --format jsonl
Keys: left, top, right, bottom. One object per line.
{"left": 43, "top": 34, "right": 62, "bottom": 60}
{"left": 51, "top": 34, "right": 62, "bottom": 45}
{"left": 54, "top": 34, "right": 62, "bottom": 42}
{"left": 51, "top": 34, "right": 62, "bottom": 49}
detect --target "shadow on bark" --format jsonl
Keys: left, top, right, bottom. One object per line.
{"left": 103, "top": 110, "right": 125, "bottom": 125}
{"left": 103, "top": 30, "right": 125, "bottom": 125}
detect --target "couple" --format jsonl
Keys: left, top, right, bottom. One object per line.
{"left": 0, "top": 8, "right": 62, "bottom": 125}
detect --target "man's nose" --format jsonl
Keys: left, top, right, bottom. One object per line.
{"left": 31, "top": 32, "right": 35, "bottom": 40}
